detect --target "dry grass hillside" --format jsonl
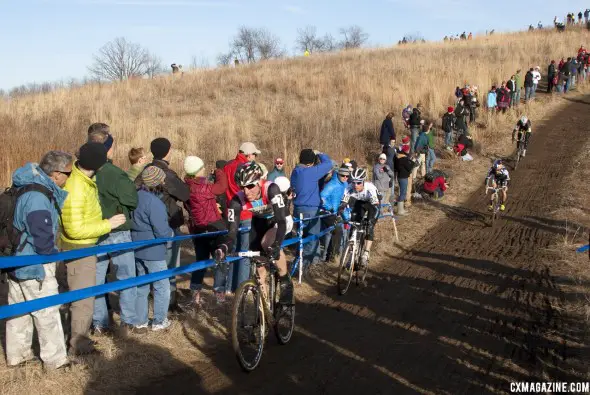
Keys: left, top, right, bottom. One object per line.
{"left": 0, "top": 29, "right": 589, "bottom": 184}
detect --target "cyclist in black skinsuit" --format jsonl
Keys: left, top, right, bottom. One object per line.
{"left": 512, "top": 116, "right": 532, "bottom": 157}
{"left": 226, "top": 162, "right": 294, "bottom": 304}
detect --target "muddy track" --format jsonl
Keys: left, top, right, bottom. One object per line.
{"left": 137, "top": 98, "right": 590, "bottom": 395}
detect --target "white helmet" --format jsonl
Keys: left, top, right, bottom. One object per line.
{"left": 520, "top": 116, "right": 528, "bottom": 124}
{"left": 350, "top": 168, "right": 367, "bottom": 182}
{"left": 274, "top": 176, "right": 291, "bottom": 193}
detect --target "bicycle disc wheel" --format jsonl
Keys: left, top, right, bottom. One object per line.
{"left": 231, "top": 281, "right": 265, "bottom": 372}
{"left": 273, "top": 276, "right": 295, "bottom": 345}
{"left": 337, "top": 243, "right": 355, "bottom": 295}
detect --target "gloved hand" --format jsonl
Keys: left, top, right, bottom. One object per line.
{"left": 265, "top": 243, "right": 281, "bottom": 261}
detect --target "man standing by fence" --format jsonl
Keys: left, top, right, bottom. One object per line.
{"left": 5, "top": 151, "right": 73, "bottom": 370}
{"left": 60, "top": 143, "right": 126, "bottom": 355}
{"left": 88, "top": 127, "right": 139, "bottom": 335}
{"left": 291, "top": 149, "right": 332, "bottom": 273}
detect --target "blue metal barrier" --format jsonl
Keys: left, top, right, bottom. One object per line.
{"left": 0, "top": 211, "right": 398, "bottom": 320}
{"left": 577, "top": 244, "right": 589, "bottom": 253}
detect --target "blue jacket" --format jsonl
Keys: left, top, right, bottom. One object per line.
{"left": 320, "top": 176, "right": 347, "bottom": 213}
{"left": 379, "top": 118, "right": 395, "bottom": 146}
{"left": 131, "top": 189, "right": 173, "bottom": 261}
{"left": 11, "top": 163, "right": 68, "bottom": 281}
{"left": 414, "top": 131, "right": 429, "bottom": 154}
{"left": 291, "top": 153, "right": 332, "bottom": 208}
{"left": 267, "top": 167, "right": 286, "bottom": 182}
{"left": 487, "top": 91, "right": 497, "bottom": 108}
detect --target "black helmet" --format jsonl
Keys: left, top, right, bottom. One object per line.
{"left": 350, "top": 168, "right": 367, "bottom": 182}
{"left": 235, "top": 162, "right": 263, "bottom": 187}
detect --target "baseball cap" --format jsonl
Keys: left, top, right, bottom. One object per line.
{"left": 239, "top": 142, "right": 261, "bottom": 155}
{"left": 275, "top": 157, "right": 284, "bottom": 164}
{"left": 378, "top": 153, "right": 387, "bottom": 160}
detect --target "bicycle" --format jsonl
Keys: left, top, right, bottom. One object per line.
{"left": 229, "top": 251, "right": 295, "bottom": 372}
{"left": 514, "top": 133, "right": 527, "bottom": 169}
{"left": 485, "top": 182, "right": 506, "bottom": 226}
{"left": 337, "top": 219, "right": 370, "bottom": 295}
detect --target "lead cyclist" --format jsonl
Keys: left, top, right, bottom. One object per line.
{"left": 337, "top": 168, "right": 380, "bottom": 269}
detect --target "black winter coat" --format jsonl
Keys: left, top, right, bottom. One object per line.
{"left": 379, "top": 118, "right": 395, "bottom": 145}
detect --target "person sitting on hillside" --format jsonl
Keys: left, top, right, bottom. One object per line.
{"left": 423, "top": 171, "right": 449, "bottom": 200}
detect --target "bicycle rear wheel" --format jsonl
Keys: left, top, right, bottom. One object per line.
{"left": 338, "top": 243, "right": 355, "bottom": 295}
{"left": 231, "top": 280, "right": 265, "bottom": 372}
{"left": 272, "top": 275, "right": 295, "bottom": 345}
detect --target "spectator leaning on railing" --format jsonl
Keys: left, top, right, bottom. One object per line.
{"left": 60, "top": 143, "right": 126, "bottom": 356}
{"left": 5, "top": 151, "right": 73, "bottom": 370}
{"left": 320, "top": 166, "right": 349, "bottom": 262}
{"left": 141, "top": 137, "right": 190, "bottom": 312}
{"left": 88, "top": 128, "right": 139, "bottom": 336}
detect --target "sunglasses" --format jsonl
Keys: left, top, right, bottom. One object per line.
{"left": 276, "top": 162, "right": 284, "bottom": 165}
{"left": 353, "top": 181, "right": 364, "bottom": 185}
{"left": 58, "top": 170, "right": 72, "bottom": 177}
{"left": 242, "top": 184, "right": 259, "bottom": 190}
{"left": 338, "top": 174, "right": 349, "bottom": 178}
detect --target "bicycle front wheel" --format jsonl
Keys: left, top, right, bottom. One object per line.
{"left": 272, "top": 275, "right": 295, "bottom": 345}
{"left": 231, "top": 280, "right": 265, "bottom": 372}
{"left": 337, "top": 243, "right": 355, "bottom": 295}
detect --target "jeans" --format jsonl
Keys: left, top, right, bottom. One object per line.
{"left": 135, "top": 259, "right": 170, "bottom": 326}
{"left": 444, "top": 131, "right": 453, "bottom": 147}
{"left": 228, "top": 220, "right": 251, "bottom": 292}
{"left": 410, "top": 127, "right": 420, "bottom": 155}
{"left": 94, "top": 231, "right": 137, "bottom": 327}
{"left": 398, "top": 178, "right": 408, "bottom": 202}
{"left": 320, "top": 216, "right": 337, "bottom": 261}
{"left": 190, "top": 223, "right": 229, "bottom": 293}
{"left": 515, "top": 89, "right": 521, "bottom": 105}
{"left": 166, "top": 228, "right": 182, "bottom": 295}
{"left": 571, "top": 74, "right": 576, "bottom": 88}
{"left": 564, "top": 78, "right": 570, "bottom": 93}
{"left": 532, "top": 83, "right": 538, "bottom": 97}
{"left": 426, "top": 148, "right": 436, "bottom": 174}
{"left": 524, "top": 86, "right": 533, "bottom": 101}
{"left": 294, "top": 206, "right": 321, "bottom": 266}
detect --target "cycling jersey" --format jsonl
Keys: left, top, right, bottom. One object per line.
{"left": 227, "top": 180, "right": 289, "bottom": 254}
{"left": 341, "top": 181, "right": 380, "bottom": 206}
{"left": 487, "top": 168, "right": 510, "bottom": 187}
{"left": 514, "top": 120, "right": 532, "bottom": 133}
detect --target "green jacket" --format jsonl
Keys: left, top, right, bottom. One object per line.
{"left": 126, "top": 164, "right": 145, "bottom": 182}
{"left": 514, "top": 73, "right": 522, "bottom": 90}
{"left": 96, "top": 161, "right": 138, "bottom": 231}
{"left": 427, "top": 131, "right": 435, "bottom": 149}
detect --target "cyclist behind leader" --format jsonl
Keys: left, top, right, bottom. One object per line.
{"left": 512, "top": 116, "right": 532, "bottom": 157}
{"left": 338, "top": 168, "right": 381, "bottom": 269}
{"left": 225, "top": 162, "right": 294, "bottom": 305}
{"left": 485, "top": 159, "right": 510, "bottom": 211}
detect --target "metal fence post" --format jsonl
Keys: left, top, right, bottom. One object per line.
{"left": 298, "top": 212, "right": 304, "bottom": 284}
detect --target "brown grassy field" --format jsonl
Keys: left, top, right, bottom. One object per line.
{"left": 0, "top": 27, "right": 589, "bottom": 394}
{"left": 0, "top": 28, "right": 589, "bottom": 185}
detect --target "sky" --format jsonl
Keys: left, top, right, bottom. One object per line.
{"left": 1, "top": 0, "right": 589, "bottom": 90}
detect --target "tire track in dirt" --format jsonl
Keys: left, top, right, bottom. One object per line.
{"left": 141, "top": 97, "right": 590, "bottom": 395}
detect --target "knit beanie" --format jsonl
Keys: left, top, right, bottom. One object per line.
{"left": 184, "top": 156, "right": 205, "bottom": 176}
{"left": 78, "top": 142, "right": 107, "bottom": 171}
{"left": 142, "top": 166, "right": 166, "bottom": 187}
{"left": 150, "top": 137, "right": 171, "bottom": 160}
{"left": 299, "top": 149, "right": 316, "bottom": 165}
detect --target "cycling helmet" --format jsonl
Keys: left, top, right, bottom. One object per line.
{"left": 235, "top": 162, "right": 263, "bottom": 187}
{"left": 520, "top": 116, "right": 528, "bottom": 124}
{"left": 274, "top": 176, "right": 290, "bottom": 193}
{"left": 493, "top": 159, "right": 503, "bottom": 169}
{"left": 350, "top": 168, "right": 367, "bottom": 182}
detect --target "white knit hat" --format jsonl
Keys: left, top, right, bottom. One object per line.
{"left": 184, "top": 156, "right": 204, "bottom": 176}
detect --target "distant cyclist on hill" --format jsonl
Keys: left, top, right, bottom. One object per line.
{"left": 512, "top": 116, "right": 532, "bottom": 157}
{"left": 338, "top": 168, "right": 380, "bottom": 269}
{"left": 485, "top": 160, "right": 510, "bottom": 211}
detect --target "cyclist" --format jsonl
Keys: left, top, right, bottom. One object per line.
{"left": 225, "top": 162, "right": 294, "bottom": 305}
{"left": 512, "top": 116, "right": 532, "bottom": 157}
{"left": 338, "top": 168, "right": 380, "bottom": 269}
{"left": 485, "top": 159, "right": 510, "bottom": 211}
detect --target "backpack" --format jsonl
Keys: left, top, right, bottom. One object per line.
{"left": 0, "top": 184, "right": 59, "bottom": 257}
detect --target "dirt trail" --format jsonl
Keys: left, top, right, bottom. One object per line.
{"left": 133, "top": 98, "right": 589, "bottom": 395}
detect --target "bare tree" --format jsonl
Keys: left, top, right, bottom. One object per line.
{"left": 216, "top": 51, "right": 234, "bottom": 66}
{"left": 88, "top": 37, "right": 152, "bottom": 81}
{"left": 318, "top": 33, "right": 337, "bottom": 52}
{"left": 256, "top": 28, "right": 284, "bottom": 60}
{"left": 339, "top": 25, "right": 369, "bottom": 49}
{"left": 295, "top": 25, "right": 321, "bottom": 53}
{"left": 145, "top": 54, "right": 164, "bottom": 78}
{"left": 232, "top": 26, "right": 259, "bottom": 63}
{"left": 190, "top": 55, "right": 210, "bottom": 70}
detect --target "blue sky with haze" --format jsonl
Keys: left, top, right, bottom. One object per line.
{"left": 1, "top": 0, "right": 589, "bottom": 89}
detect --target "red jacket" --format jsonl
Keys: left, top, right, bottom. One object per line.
{"left": 185, "top": 169, "right": 227, "bottom": 228}
{"left": 224, "top": 153, "right": 248, "bottom": 202}
{"left": 423, "top": 176, "right": 447, "bottom": 193}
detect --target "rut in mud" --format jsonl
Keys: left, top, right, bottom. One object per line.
{"left": 88, "top": 98, "right": 590, "bottom": 395}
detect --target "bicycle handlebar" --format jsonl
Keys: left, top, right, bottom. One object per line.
{"left": 228, "top": 251, "right": 262, "bottom": 258}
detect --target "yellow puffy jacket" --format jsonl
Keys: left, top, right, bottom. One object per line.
{"left": 60, "top": 163, "right": 111, "bottom": 245}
